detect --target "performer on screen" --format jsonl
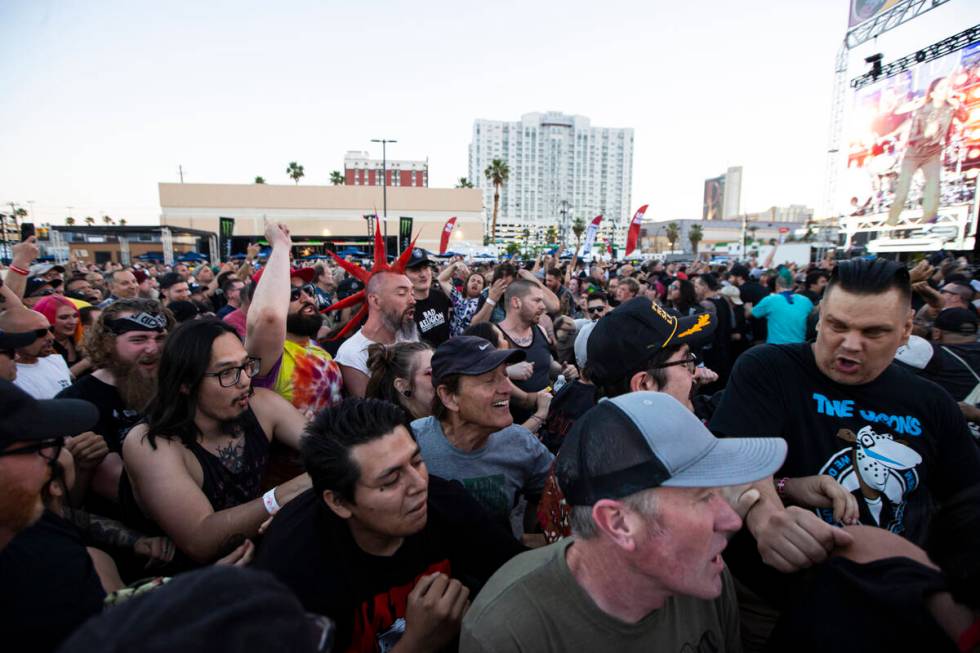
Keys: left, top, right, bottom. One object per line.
{"left": 885, "top": 75, "right": 968, "bottom": 225}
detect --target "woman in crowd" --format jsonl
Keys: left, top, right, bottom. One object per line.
{"left": 34, "top": 294, "right": 92, "bottom": 378}
{"left": 665, "top": 277, "right": 702, "bottom": 316}
{"left": 364, "top": 341, "right": 435, "bottom": 419}
{"left": 438, "top": 261, "right": 486, "bottom": 336}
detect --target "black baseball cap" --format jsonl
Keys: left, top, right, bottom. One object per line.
{"left": 0, "top": 379, "right": 98, "bottom": 449}
{"left": 431, "top": 336, "right": 525, "bottom": 386}
{"left": 0, "top": 328, "right": 38, "bottom": 352}
{"left": 25, "top": 277, "right": 60, "bottom": 297}
{"left": 557, "top": 392, "right": 787, "bottom": 506}
{"left": 405, "top": 248, "right": 435, "bottom": 269}
{"left": 934, "top": 308, "right": 978, "bottom": 335}
{"left": 587, "top": 297, "right": 715, "bottom": 387}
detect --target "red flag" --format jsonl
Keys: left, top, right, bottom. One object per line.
{"left": 439, "top": 216, "right": 457, "bottom": 255}
{"left": 625, "top": 204, "right": 648, "bottom": 257}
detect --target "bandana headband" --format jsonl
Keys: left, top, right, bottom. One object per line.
{"left": 105, "top": 312, "right": 167, "bottom": 335}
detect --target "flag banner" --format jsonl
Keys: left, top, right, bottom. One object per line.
{"left": 625, "top": 204, "right": 648, "bottom": 256}
{"left": 439, "top": 216, "right": 457, "bottom": 255}
{"left": 581, "top": 215, "right": 603, "bottom": 256}
{"left": 219, "top": 217, "right": 235, "bottom": 259}
{"left": 398, "top": 217, "right": 414, "bottom": 253}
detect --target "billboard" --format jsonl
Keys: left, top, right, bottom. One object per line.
{"left": 848, "top": 0, "right": 902, "bottom": 30}
{"left": 839, "top": 42, "right": 980, "bottom": 230}
{"left": 703, "top": 176, "right": 725, "bottom": 221}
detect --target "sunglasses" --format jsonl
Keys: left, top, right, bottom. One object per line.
{"left": 587, "top": 306, "right": 606, "bottom": 314}
{"left": 0, "top": 437, "right": 64, "bottom": 461}
{"left": 290, "top": 284, "right": 316, "bottom": 301}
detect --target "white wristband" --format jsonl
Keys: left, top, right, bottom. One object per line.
{"left": 485, "top": 298, "right": 496, "bottom": 307}
{"left": 262, "top": 488, "right": 281, "bottom": 515}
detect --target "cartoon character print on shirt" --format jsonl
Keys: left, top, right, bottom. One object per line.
{"left": 818, "top": 424, "right": 922, "bottom": 533}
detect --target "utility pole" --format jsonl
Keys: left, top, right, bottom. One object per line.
{"left": 178, "top": 165, "right": 184, "bottom": 183}
{"left": 371, "top": 139, "right": 396, "bottom": 250}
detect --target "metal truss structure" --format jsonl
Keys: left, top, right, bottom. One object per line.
{"left": 851, "top": 24, "right": 980, "bottom": 89}
{"left": 846, "top": 0, "right": 952, "bottom": 48}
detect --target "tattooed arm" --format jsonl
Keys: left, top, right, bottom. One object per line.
{"left": 66, "top": 507, "right": 141, "bottom": 549}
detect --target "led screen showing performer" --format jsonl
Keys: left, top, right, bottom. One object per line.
{"left": 840, "top": 42, "right": 980, "bottom": 226}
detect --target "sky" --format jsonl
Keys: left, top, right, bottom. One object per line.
{"left": 1, "top": 0, "right": 976, "bottom": 227}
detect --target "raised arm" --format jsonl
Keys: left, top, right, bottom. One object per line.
{"left": 517, "top": 268, "right": 560, "bottom": 314}
{"left": 246, "top": 224, "right": 292, "bottom": 376}
{"left": 3, "top": 237, "right": 39, "bottom": 299}
{"left": 437, "top": 260, "right": 466, "bottom": 297}
{"left": 469, "top": 278, "right": 508, "bottom": 326}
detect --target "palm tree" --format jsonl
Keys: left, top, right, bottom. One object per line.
{"left": 286, "top": 162, "right": 305, "bottom": 185}
{"left": 483, "top": 159, "right": 509, "bottom": 241}
{"left": 545, "top": 225, "right": 558, "bottom": 245}
{"left": 748, "top": 225, "right": 758, "bottom": 244}
{"left": 329, "top": 171, "right": 345, "bottom": 186}
{"left": 102, "top": 215, "right": 114, "bottom": 225}
{"left": 505, "top": 242, "right": 520, "bottom": 257}
{"left": 689, "top": 224, "right": 703, "bottom": 257}
{"left": 119, "top": 218, "right": 127, "bottom": 226}
{"left": 456, "top": 177, "right": 474, "bottom": 188}
{"left": 65, "top": 216, "right": 75, "bottom": 226}
{"left": 665, "top": 222, "right": 680, "bottom": 253}
{"left": 84, "top": 216, "right": 95, "bottom": 226}
{"left": 572, "top": 216, "right": 586, "bottom": 253}
{"left": 254, "top": 176, "right": 266, "bottom": 184}
{"left": 521, "top": 227, "right": 531, "bottom": 256}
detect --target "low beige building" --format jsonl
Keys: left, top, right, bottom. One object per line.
{"left": 158, "top": 183, "right": 485, "bottom": 253}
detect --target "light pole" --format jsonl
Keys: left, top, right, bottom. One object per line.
{"left": 371, "top": 138, "right": 397, "bottom": 250}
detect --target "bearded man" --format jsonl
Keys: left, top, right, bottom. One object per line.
{"left": 335, "top": 269, "right": 420, "bottom": 397}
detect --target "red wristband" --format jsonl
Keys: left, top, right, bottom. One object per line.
{"left": 8, "top": 264, "right": 29, "bottom": 276}
{"left": 959, "top": 616, "right": 980, "bottom": 653}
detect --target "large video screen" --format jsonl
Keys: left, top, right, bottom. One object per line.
{"left": 840, "top": 42, "right": 980, "bottom": 226}
{"left": 703, "top": 175, "right": 725, "bottom": 221}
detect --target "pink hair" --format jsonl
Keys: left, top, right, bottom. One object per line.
{"left": 34, "top": 295, "right": 82, "bottom": 342}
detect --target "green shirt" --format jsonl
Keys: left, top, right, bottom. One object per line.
{"left": 461, "top": 538, "right": 741, "bottom": 653}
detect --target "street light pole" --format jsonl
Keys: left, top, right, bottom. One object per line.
{"left": 371, "top": 138, "right": 397, "bottom": 252}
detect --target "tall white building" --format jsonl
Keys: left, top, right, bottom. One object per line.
{"left": 469, "top": 111, "right": 634, "bottom": 249}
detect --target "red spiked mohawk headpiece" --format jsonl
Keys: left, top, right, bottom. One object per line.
{"left": 320, "top": 220, "right": 418, "bottom": 340}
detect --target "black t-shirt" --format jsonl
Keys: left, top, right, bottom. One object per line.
{"left": 918, "top": 342, "right": 980, "bottom": 403}
{"left": 252, "top": 476, "right": 524, "bottom": 653}
{"left": 56, "top": 375, "right": 141, "bottom": 452}
{"left": 739, "top": 280, "right": 769, "bottom": 343}
{"left": 540, "top": 380, "right": 597, "bottom": 454}
{"left": 0, "top": 511, "right": 106, "bottom": 653}
{"left": 710, "top": 343, "right": 980, "bottom": 600}
{"left": 414, "top": 289, "right": 452, "bottom": 347}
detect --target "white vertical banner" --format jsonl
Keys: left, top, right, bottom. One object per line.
{"left": 581, "top": 215, "right": 603, "bottom": 256}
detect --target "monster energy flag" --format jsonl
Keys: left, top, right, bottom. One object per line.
{"left": 399, "top": 216, "right": 413, "bottom": 253}
{"left": 219, "top": 217, "right": 235, "bottom": 260}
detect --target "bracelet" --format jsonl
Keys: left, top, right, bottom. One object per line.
{"left": 485, "top": 298, "right": 496, "bottom": 307}
{"left": 8, "top": 264, "right": 29, "bottom": 276}
{"left": 262, "top": 488, "right": 281, "bottom": 515}
{"left": 775, "top": 477, "right": 789, "bottom": 497}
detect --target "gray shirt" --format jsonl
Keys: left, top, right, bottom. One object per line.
{"left": 461, "top": 538, "right": 741, "bottom": 653}
{"left": 411, "top": 416, "right": 554, "bottom": 535}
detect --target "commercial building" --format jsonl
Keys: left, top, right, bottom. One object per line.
{"left": 343, "top": 151, "right": 428, "bottom": 188}
{"left": 158, "top": 183, "right": 483, "bottom": 256}
{"left": 744, "top": 204, "right": 814, "bottom": 223}
{"left": 639, "top": 218, "right": 806, "bottom": 257}
{"left": 468, "top": 111, "right": 634, "bottom": 248}
{"left": 702, "top": 166, "right": 742, "bottom": 220}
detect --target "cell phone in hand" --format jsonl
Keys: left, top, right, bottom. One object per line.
{"left": 20, "top": 222, "right": 35, "bottom": 241}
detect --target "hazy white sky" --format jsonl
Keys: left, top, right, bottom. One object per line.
{"left": 1, "top": 0, "right": 975, "bottom": 226}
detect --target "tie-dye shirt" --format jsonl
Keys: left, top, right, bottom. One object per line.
{"left": 254, "top": 338, "right": 344, "bottom": 415}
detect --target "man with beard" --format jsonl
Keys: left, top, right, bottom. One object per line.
{"left": 121, "top": 318, "right": 312, "bottom": 565}
{"left": 57, "top": 299, "right": 172, "bottom": 453}
{"left": 335, "top": 268, "right": 419, "bottom": 398}
{"left": 0, "top": 306, "right": 72, "bottom": 398}
{"left": 247, "top": 223, "right": 343, "bottom": 416}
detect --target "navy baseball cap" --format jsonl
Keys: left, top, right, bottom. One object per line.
{"left": 557, "top": 392, "right": 787, "bottom": 506}
{"left": 405, "top": 248, "right": 435, "bottom": 269}
{"left": 431, "top": 336, "right": 525, "bottom": 386}
{"left": 0, "top": 379, "right": 99, "bottom": 449}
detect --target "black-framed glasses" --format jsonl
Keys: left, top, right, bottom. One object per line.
{"left": 290, "top": 284, "right": 316, "bottom": 301}
{"left": 0, "top": 437, "right": 64, "bottom": 461}
{"left": 650, "top": 353, "right": 699, "bottom": 374}
{"left": 204, "top": 357, "right": 261, "bottom": 387}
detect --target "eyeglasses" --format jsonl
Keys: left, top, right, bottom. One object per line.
{"left": 204, "top": 357, "right": 261, "bottom": 387}
{"left": 29, "top": 289, "right": 56, "bottom": 298}
{"left": 650, "top": 353, "right": 699, "bottom": 374}
{"left": 290, "top": 284, "right": 316, "bottom": 301}
{"left": 587, "top": 306, "right": 606, "bottom": 314}
{"left": 0, "top": 437, "right": 64, "bottom": 461}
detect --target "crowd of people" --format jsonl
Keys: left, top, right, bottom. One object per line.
{"left": 1, "top": 224, "right": 979, "bottom": 653}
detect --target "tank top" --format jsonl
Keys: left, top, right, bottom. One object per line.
{"left": 499, "top": 324, "right": 552, "bottom": 393}
{"left": 185, "top": 407, "right": 271, "bottom": 512}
